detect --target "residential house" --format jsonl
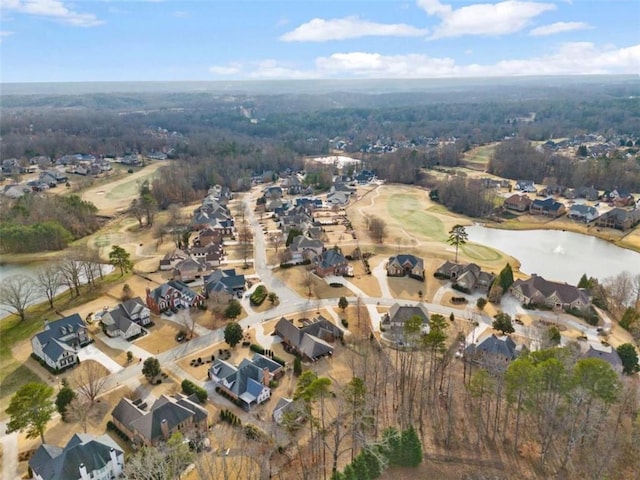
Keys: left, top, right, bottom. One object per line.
{"left": 272, "top": 397, "right": 305, "bottom": 425}
{"left": 434, "top": 261, "right": 495, "bottom": 292}
{"left": 189, "top": 242, "right": 224, "bottom": 268}
{"left": 193, "top": 226, "right": 223, "bottom": 247}
{"left": 315, "top": 249, "right": 353, "bottom": 277}
{"left": 263, "top": 186, "right": 283, "bottom": 200}
{"left": 172, "top": 257, "right": 209, "bottom": 282}
{"left": 595, "top": 208, "right": 640, "bottom": 231}
{"left": 326, "top": 191, "right": 350, "bottom": 206}
{"left": 539, "top": 184, "right": 567, "bottom": 197}
{"left": 515, "top": 180, "right": 536, "bottom": 193}
{"left": 111, "top": 393, "right": 208, "bottom": 447}
{"left": 354, "top": 170, "right": 375, "bottom": 184}
{"left": 510, "top": 274, "right": 590, "bottom": 311}
{"left": 204, "top": 268, "right": 246, "bottom": 299}
{"left": 1, "top": 158, "right": 19, "bottom": 174}
{"left": 288, "top": 235, "right": 324, "bottom": 263}
{"left": 331, "top": 182, "right": 357, "bottom": 195}
{"left": 568, "top": 186, "right": 599, "bottom": 201}
{"left": 604, "top": 189, "right": 635, "bottom": 207}
{"left": 29, "top": 433, "right": 124, "bottom": 480}
{"left": 159, "top": 249, "right": 190, "bottom": 271}
{"left": 380, "top": 303, "right": 430, "bottom": 344}
{"left": 568, "top": 204, "right": 599, "bottom": 223}
{"left": 145, "top": 281, "right": 205, "bottom": 315}
{"left": 503, "top": 194, "right": 532, "bottom": 212}
{"left": 31, "top": 314, "right": 90, "bottom": 371}
{"left": 530, "top": 198, "right": 566, "bottom": 217}
{"left": 464, "top": 334, "right": 519, "bottom": 374}
{"left": 274, "top": 316, "right": 343, "bottom": 362}
{"left": 295, "top": 197, "right": 323, "bottom": 209}
{"left": 386, "top": 254, "right": 425, "bottom": 281}
{"left": 583, "top": 343, "right": 624, "bottom": 374}
{"left": 40, "top": 169, "right": 68, "bottom": 184}
{"left": 208, "top": 353, "right": 283, "bottom": 410}
{"left": 100, "top": 297, "right": 150, "bottom": 340}
{"left": 2, "top": 184, "right": 31, "bottom": 199}
{"left": 190, "top": 211, "right": 234, "bottom": 236}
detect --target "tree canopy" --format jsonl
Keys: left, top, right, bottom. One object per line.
{"left": 224, "top": 322, "right": 243, "bottom": 348}
{"left": 5, "top": 382, "right": 55, "bottom": 443}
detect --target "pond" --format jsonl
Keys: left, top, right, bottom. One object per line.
{"left": 466, "top": 225, "right": 640, "bottom": 284}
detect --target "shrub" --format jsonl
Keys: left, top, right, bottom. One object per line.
{"left": 182, "top": 379, "right": 208, "bottom": 403}
{"left": 250, "top": 344, "right": 265, "bottom": 355}
{"left": 329, "top": 282, "right": 343, "bottom": 288}
{"left": 250, "top": 285, "right": 268, "bottom": 306}
{"left": 272, "top": 356, "right": 286, "bottom": 367}
{"left": 341, "top": 318, "right": 349, "bottom": 328}
{"left": 451, "top": 284, "right": 471, "bottom": 294}
{"left": 476, "top": 297, "right": 487, "bottom": 310}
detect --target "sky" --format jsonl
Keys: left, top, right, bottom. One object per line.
{"left": 0, "top": 0, "right": 639, "bottom": 83}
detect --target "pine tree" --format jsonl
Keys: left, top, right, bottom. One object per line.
{"left": 400, "top": 426, "right": 423, "bottom": 467}
{"left": 498, "top": 263, "right": 514, "bottom": 291}
{"left": 361, "top": 447, "right": 382, "bottom": 478}
{"left": 382, "top": 427, "right": 402, "bottom": 466}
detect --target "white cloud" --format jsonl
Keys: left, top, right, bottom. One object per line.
{"left": 208, "top": 63, "right": 242, "bottom": 75}
{"left": 317, "top": 43, "right": 640, "bottom": 77}
{"left": 0, "top": 30, "right": 15, "bottom": 42}
{"left": 280, "top": 16, "right": 427, "bottom": 42}
{"left": 529, "top": 21, "right": 592, "bottom": 36}
{"left": 2, "top": 0, "right": 103, "bottom": 27}
{"left": 417, "top": 0, "right": 555, "bottom": 38}
{"left": 248, "top": 60, "right": 319, "bottom": 79}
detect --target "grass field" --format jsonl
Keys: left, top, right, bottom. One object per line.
{"left": 387, "top": 193, "right": 448, "bottom": 242}
{"left": 462, "top": 143, "right": 497, "bottom": 169}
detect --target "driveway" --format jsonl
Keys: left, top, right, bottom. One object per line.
{"left": 371, "top": 261, "right": 392, "bottom": 298}
{"left": 0, "top": 421, "right": 20, "bottom": 480}
{"left": 78, "top": 343, "right": 123, "bottom": 373}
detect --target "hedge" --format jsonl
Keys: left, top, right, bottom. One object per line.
{"left": 250, "top": 344, "right": 266, "bottom": 354}
{"left": 181, "top": 379, "right": 208, "bottom": 403}
{"left": 250, "top": 285, "right": 268, "bottom": 306}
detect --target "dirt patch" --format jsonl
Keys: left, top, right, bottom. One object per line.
{"left": 388, "top": 275, "right": 427, "bottom": 301}
{"left": 134, "top": 317, "right": 184, "bottom": 354}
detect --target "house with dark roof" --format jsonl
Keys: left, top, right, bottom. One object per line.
{"left": 530, "top": 198, "right": 566, "bottom": 217}
{"left": 288, "top": 235, "right": 324, "bottom": 263}
{"left": 503, "top": 194, "right": 532, "bottom": 212}
{"left": 380, "top": 303, "right": 430, "bottom": 344}
{"left": 595, "top": 208, "right": 640, "bottom": 231}
{"left": 204, "top": 268, "right": 246, "bottom": 298}
{"left": 386, "top": 254, "right": 425, "bottom": 281}
{"left": 510, "top": 274, "right": 590, "bottom": 311}
{"left": 111, "top": 393, "right": 208, "bottom": 447}
{"left": 272, "top": 397, "right": 305, "bottom": 425}
{"left": 208, "top": 353, "right": 283, "bottom": 410}
{"left": 188, "top": 242, "right": 224, "bottom": 268}
{"left": 434, "top": 261, "right": 495, "bottom": 292}
{"left": 31, "top": 314, "right": 90, "bottom": 371}
{"left": 145, "top": 281, "right": 205, "bottom": 315}
{"left": 193, "top": 226, "right": 223, "bottom": 247}
{"left": 159, "top": 248, "right": 190, "bottom": 271}
{"left": 274, "top": 316, "right": 343, "bottom": 362}
{"left": 315, "top": 249, "right": 353, "bottom": 277}
{"left": 583, "top": 343, "right": 624, "bottom": 374}
{"left": 39, "top": 170, "right": 68, "bottom": 185}
{"left": 99, "top": 297, "right": 150, "bottom": 340}
{"left": 568, "top": 204, "right": 599, "bottom": 223}
{"left": 29, "top": 433, "right": 124, "bottom": 480}
{"left": 464, "top": 334, "right": 519, "bottom": 374}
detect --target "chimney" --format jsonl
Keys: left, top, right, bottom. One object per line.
{"left": 262, "top": 367, "right": 270, "bottom": 387}
{"left": 160, "top": 418, "right": 170, "bottom": 439}
{"left": 79, "top": 463, "right": 89, "bottom": 480}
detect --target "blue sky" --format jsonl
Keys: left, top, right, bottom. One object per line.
{"left": 1, "top": 0, "right": 638, "bottom": 82}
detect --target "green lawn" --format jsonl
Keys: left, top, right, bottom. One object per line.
{"left": 463, "top": 144, "right": 497, "bottom": 168}
{"left": 461, "top": 243, "right": 503, "bottom": 262}
{"left": 106, "top": 168, "right": 161, "bottom": 200}
{"left": 387, "top": 194, "right": 448, "bottom": 242}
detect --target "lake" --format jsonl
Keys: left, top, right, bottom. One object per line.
{"left": 466, "top": 225, "right": 640, "bottom": 283}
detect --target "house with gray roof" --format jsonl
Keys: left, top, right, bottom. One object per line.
{"left": 111, "top": 393, "right": 208, "bottom": 447}
{"left": 31, "top": 314, "right": 90, "bottom": 371}
{"left": 503, "top": 194, "right": 532, "bottom": 212}
{"left": 595, "top": 207, "right": 640, "bottom": 231}
{"left": 29, "top": 433, "right": 124, "bottom": 480}
{"left": 172, "top": 257, "right": 209, "bottom": 283}
{"left": 510, "top": 274, "right": 590, "bottom": 311}
{"left": 274, "top": 316, "right": 343, "bottom": 362}
{"left": 99, "top": 297, "right": 150, "bottom": 340}
{"left": 435, "top": 261, "right": 495, "bottom": 292}
{"left": 288, "top": 235, "right": 324, "bottom": 263}
{"left": 315, "top": 249, "right": 353, "bottom": 277}
{"left": 272, "top": 397, "right": 306, "bottom": 425}
{"left": 209, "top": 353, "right": 283, "bottom": 410}
{"left": 530, "top": 198, "right": 566, "bottom": 217}
{"left": 464, "top": 334, "right": 520, "bottom": 374}
{"left": 568, "top": 204, "right": 599, "bottom": 223}
{"left": 381, "top": 303, "right": 430, "bottom": 345}
{"left": 204, "top": 268, "right": 246, "bottom": 298}
{"left": 583, "top": 343, "right": 623, "bottom": 374}
{"left": 386, "top": 254, "right": 425, "bottom": 281}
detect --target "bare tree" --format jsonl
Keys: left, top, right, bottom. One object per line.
{"left": 605, "top": 271, "right": 635, "bottom": 317}
{"left": 302, "top": 267, "right": 315, "bottom": 299}
{"left": 35, "top": 266, "right": 62, "bottom": 310}
{"left": 237, "top": 223, "right": 253, "bottom": 269}
{"left": 0, "top": 275, "right": 37, "bottom": 322}
{"left": 269, "top": 232, "right": 284, "bottom": 254}
{"left": 368, "top": 216, "right": 387, "bottom": 243}
{"left": 59, "top": 254, "right": 83, "bottom": 297}
{"left": 65, "top": 397, "right": 93, "bottom": 433}
{"left": 71, "top": 361, "right": 108, "bottom": 406}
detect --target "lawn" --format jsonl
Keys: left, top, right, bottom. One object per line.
{"left": 135, "top": 317, "right": 185, "bottom": 354}
{"left": 387, "top": 194, "right": 448, "bottom": 242}
{"left": 462, "top": 143, "right": 497, "bottom": 169}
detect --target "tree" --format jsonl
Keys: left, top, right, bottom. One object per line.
{"left": 338, "top": 296, "right": 348, "bottom": 311}
{"left": 619, "top": 307, "right": 639, "bottom": 331}
{"left": 616, "top": 343, "right": 639, "bottom": 374}
{"left": 476, "top": 297, "right": 487, "bottom": 310}
{"left": 0, "top": 274, "right": 37, "bottom": 322}
{"left": 224, "top": 322, "right": 243, "bottom": 348}
{"left": 487, "top": 280, "right": 504, "bottom": 304}
{"left": 224, "top": 299, "right": 241, "bottom": 319}
{"left": 71, "top": 361, "right": 108, "bottom": 405}
{"left": 269, "top": 232, "right": 284, "bottom": 254}
{"left": 109, "top": 245, "right": 133, "bottom": 276}
{"left": 125, "top": 432, "right": 194, "bottom": 480}
{"left": 268, "top": 292, "right": 278, "bottom": 305}
{"left": 492, "top": 312, "right": 515, "bottom": 335}
{"left": 121, "top": 283, "right": 134, "bottom": 302}
{"left": 447, "top": 224, "right": 468, "bottom": 263}
{"left": 141, "top": 192, "right": 158, "bottom": 226}
{"left": 55, "top": 380, "right": 76, "bottom": 420}
{"left": 547, "top": 325, "right": 561, "bottom": 346}
{"left": 35, "top": 266, "right": 62, "bottom": 310}
{"left": 293, "top": 356, "right": 302, "bottom": 376}
{"left": 130, "top": 198, "right": 145, "bottom": 227}
{"left": 127, "top": 351, "right": 134, "bottom": 363}
{"left": 5, "top": 382, "right": 55, "bottom": 443}
{"left": 142, "top": 357, "right": 161, "bottom": 381}
{"left": 498, "top": 263, "right": 514, "bottom": 291}
{"left": 237, "top": 223, "right": 253, "bottom": 268}
{"left": 286, "top": 228, "right": 303, "bottom": 246}
{"left": 302, "top": 267, "right": 315, "bottom": 299}
{"left": 369, "top": 216, "right": 387, "bottom": 243}
{"left": 400, "top": 426, "right": 423, "bottom": 467}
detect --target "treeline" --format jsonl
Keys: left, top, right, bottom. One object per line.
{"left": 430, "top": 175, "right": 496, "bottom": 218}
{"left": 0, "top": 195, "right": 100, "bottom": 253}
{"left": 488, "top": 138, "right": 640, "bottom": 191}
